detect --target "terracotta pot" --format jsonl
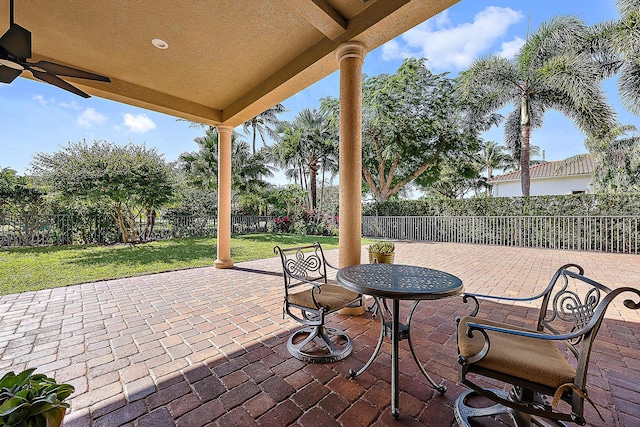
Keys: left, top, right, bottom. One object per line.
{"left": 45, "top": 408, "right": 66, "bottom": 427}
{"left": 369, "top": 252, "right": 394, "bottom": 264}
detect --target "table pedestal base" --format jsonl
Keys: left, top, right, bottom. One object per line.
{"left": 349, "top": 298, "right": 446, "bottom": 419}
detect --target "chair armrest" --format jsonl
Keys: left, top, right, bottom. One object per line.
{"left": 324, "top": 258, "right": 338, "bottom": 272}
{"left": 462, "top": 292, "right": 543, "bottom": 317}
{"left": 459, "top": 319, "right": 577, "bottom": 365}
{"left": 287, "top": 273, "right": 332, "bottom": 309}
{"left": 465, "top": 321, "right": 584, "bottom": 342}
{"left": 461, "top": 286, "right": 640, "bottom": 364}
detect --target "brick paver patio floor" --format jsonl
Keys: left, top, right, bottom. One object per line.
{"left": 1, "top": 242, "right": 639, "bottom": 426}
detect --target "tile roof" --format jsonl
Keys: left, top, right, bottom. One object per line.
{"left": 488, "top": 154, "right": 595, "bottom": 183}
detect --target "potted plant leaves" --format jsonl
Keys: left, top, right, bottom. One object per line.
{"left": 368, "top": 241, "right": 395, "bottom": 264}
{"left": 0, "top": 368, "right": 74, "bottom": 427}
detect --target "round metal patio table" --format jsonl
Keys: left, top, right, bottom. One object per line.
{"left": 336, "top": 263, "right": 463, "bottom": 420}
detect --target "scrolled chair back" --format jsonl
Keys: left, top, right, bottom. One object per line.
{"left": 455, "top": 263, "right": 640, "bottom": 426}
{"left": 274, "top": 242, "right": 328, "bottom": 293}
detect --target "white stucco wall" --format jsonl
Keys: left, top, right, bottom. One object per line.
{"left": 491, "top": 176, "right": 592, "bottom": 197}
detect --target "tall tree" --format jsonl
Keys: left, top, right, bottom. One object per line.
{"left": 323, "top": 58, "right": 477, "bottom": 202}
{"left": 500, "top": 142, "right": 543, "bottom": 172}
{"left": 0, "top": 169, "right": 53, "bottom": 246}
{"left": 594, "top": 0, "right": 640, "bottom": 115}
{"left": 31, "top": 140, "right": 175, "bottom": 243}
{"left": 586, "top": 124, "right": 640, "bottom": 192}
{"left": 458, "top": 15, "right": 615, "bottom": 196}
{"left": 424, "top": 155, "right": 485, "bottom": 199}
{"left": 266, "top": 123, "right": 305, "bottom": 190}
{"left": 480, "top": 141, "right": 509, "bottom": 179}
{"left": 242, "top": 104, "right": 286, "bottom": 154}
{"left": 269, "top": 109, "right": 337, "bottom": 209}
{"left": 178, "top": 127, "right": 274, "bottom": 194}
{"left": 294, "top": 109, "right": 337, "bottom": 209}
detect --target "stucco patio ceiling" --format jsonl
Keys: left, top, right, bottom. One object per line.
{"left": 2, "top": 0, "right": 458, "bottom": 126}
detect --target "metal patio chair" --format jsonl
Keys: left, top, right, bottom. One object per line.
{"left": 454, "top": 263, "right": 640, "bottom": 426}
{"left": 274, "top": 242, "right": 362, "bottom": 363}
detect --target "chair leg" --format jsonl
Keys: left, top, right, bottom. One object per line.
{"left": 287, "top": 325, "right": 353, "bottom": 363}
{"left": 454, "top": 388, "right": 571, "bottom": 427}
{"left": 455, "top": 388, "right": 534, "bottom": 427}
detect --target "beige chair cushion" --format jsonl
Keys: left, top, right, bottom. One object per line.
{"left": 458, "top": 316, "right": 576, "bottom": 389}
{"left": 288, "top": 284, "right": 360, "bottom": 312}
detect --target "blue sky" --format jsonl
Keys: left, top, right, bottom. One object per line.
{"left": 1, "top": 0, "right": 635, "bottom": 182}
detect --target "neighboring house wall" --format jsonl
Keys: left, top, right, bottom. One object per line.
{"left": 488, "top": 155, "right": 595, "bottom": 197}
{"left": 492, "top": 175, "right": 593, "bottom": 197}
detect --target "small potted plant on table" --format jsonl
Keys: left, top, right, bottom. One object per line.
{"left": 0, "top": 368, "right": 74, "bottom": 427}
{"left": 368, "top": 241, "right": 395, "bottom": 264}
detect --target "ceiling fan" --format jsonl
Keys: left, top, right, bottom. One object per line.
{"left": 0, "top": 0, "right": 110, "bottom": 98}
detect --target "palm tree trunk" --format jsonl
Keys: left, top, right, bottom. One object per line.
{"left": 319, "top": 166, "right": 325, "bottom": 212}
{"left": 252, "top": 129, "right": 257, "bottom": 155}
{"left": 309, "top": 163, "right": 318, "bottom": 209}
{"left": 299, "top": 164, "right": 304, "bottom": 190}
{"left": 520, "top": 96, "right": 531, "bottom": 196}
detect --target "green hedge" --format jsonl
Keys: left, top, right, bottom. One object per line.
{"left": 362, "top": 194, "right": 640, "bottom": 217}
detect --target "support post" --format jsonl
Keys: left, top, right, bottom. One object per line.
{"left": 214, "top": 125, "right": 234, "bottom": 268}
{"left": 336, "top": 41, "right": 366, "bottom": 268}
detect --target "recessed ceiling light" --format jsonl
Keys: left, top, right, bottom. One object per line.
{"left": 152, "top": 38, "right": 169, "bottom": 49}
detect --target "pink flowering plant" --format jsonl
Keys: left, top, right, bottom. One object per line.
{"left": 274, "top": 216, "right": 293, "bottom": 233}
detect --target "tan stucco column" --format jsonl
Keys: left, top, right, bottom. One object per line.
{"left": 336, "top": 41, "right": 366, "bottom": 268}
{"left": 214, "top": 125, "right": 234, "bottom": 269}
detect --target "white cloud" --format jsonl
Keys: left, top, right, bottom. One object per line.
{"left": 58, "top": 100, "right": 81, "bottom": 110}
{"left": 381, "top": 40, "right": 412, "bottom": 61}
{"left": 498, "top": 37, "right": 525, "bottom": 59}
{"left": 77, "top": 107, "right": 108, "bottom": 128}
{"left": 32, "top": 94, "right": 55, "bottom": 107}
{"left": 381, "top": 6, "right": 524, "bottom": 71}
{"left": 122, "top": 113, "right": 156, "bottom": 133}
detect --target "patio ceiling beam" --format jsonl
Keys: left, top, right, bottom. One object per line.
{"left": 11, "top": 1, "right": 458, "bottom": 129}
{"left": 221, "top": 0, "right": 411, "bottom": 126}
{"left": 285, "top": 0, "right": 347, "bottom": 40}
{"left": 52, "top": 65, "right": 224, "bottom": 126}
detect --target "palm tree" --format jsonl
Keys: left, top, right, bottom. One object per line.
{"left": 585, "top": 124, "right": 640, "bottom": 192}
{"left": 265, "top": 123, "right": 306, "bottom": 189}
{"left": 501, "top": 143, "right": 543, "bottom": 173}
{"left": 233, "top": 144, "right": 275, "bottom": 195}
{"left": 593, "top": 0, "right": 640, "bottom": 115}
{"left": 458, "top": 15, "right": 615, "bottom": 196}
{"left": 242, "top": 104, "right": 286, "bottom": 154}
{"left": 479, "top": 141, "right": 509, "bottom": 179}
{"left": 293, "top": 108, "right": 338, "bottom": 209}
{"left": 317, "top": 149, "right": 339, "bottom": 212}
{"left": 268, "top": 109, "right": 337, "bottom": 209}
{"left": 178, "top": 127, "right": 274, "bottom": 193}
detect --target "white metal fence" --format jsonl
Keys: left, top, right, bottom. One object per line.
{"left": 4, "top": 213, "right": 639, "bottom": 254}
{"left": 0, "top": 214, "right": 274, "bottom": 247}
{"left": 362, "top": 216, "right": 640, "bottom": 254}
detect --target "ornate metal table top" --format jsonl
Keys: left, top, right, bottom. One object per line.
{"left": 336, "top": 263, "right": 463, "bottom": 300}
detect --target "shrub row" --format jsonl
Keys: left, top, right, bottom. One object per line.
{"left": 362, "top": 194, "right": 640, "bottom": 217}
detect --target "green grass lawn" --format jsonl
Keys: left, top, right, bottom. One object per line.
{"left": 0, "top": 234, "right": 373, "bottom": 296}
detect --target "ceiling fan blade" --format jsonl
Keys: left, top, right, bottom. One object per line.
{"left": 0, "top": 23, "right": 31, "bottom": 58}
{"left": 0, "top": 65, "right": 22, "bottom": 83}
{"left": 30, "top": 69, "right": 90, "bottom": 98}
{"left": 30, "top": 61, "right": 110, "bottom": 82}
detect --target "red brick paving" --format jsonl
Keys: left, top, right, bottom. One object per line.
{"left": 0, "top": 242, "right": 639, "bottom": 426}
